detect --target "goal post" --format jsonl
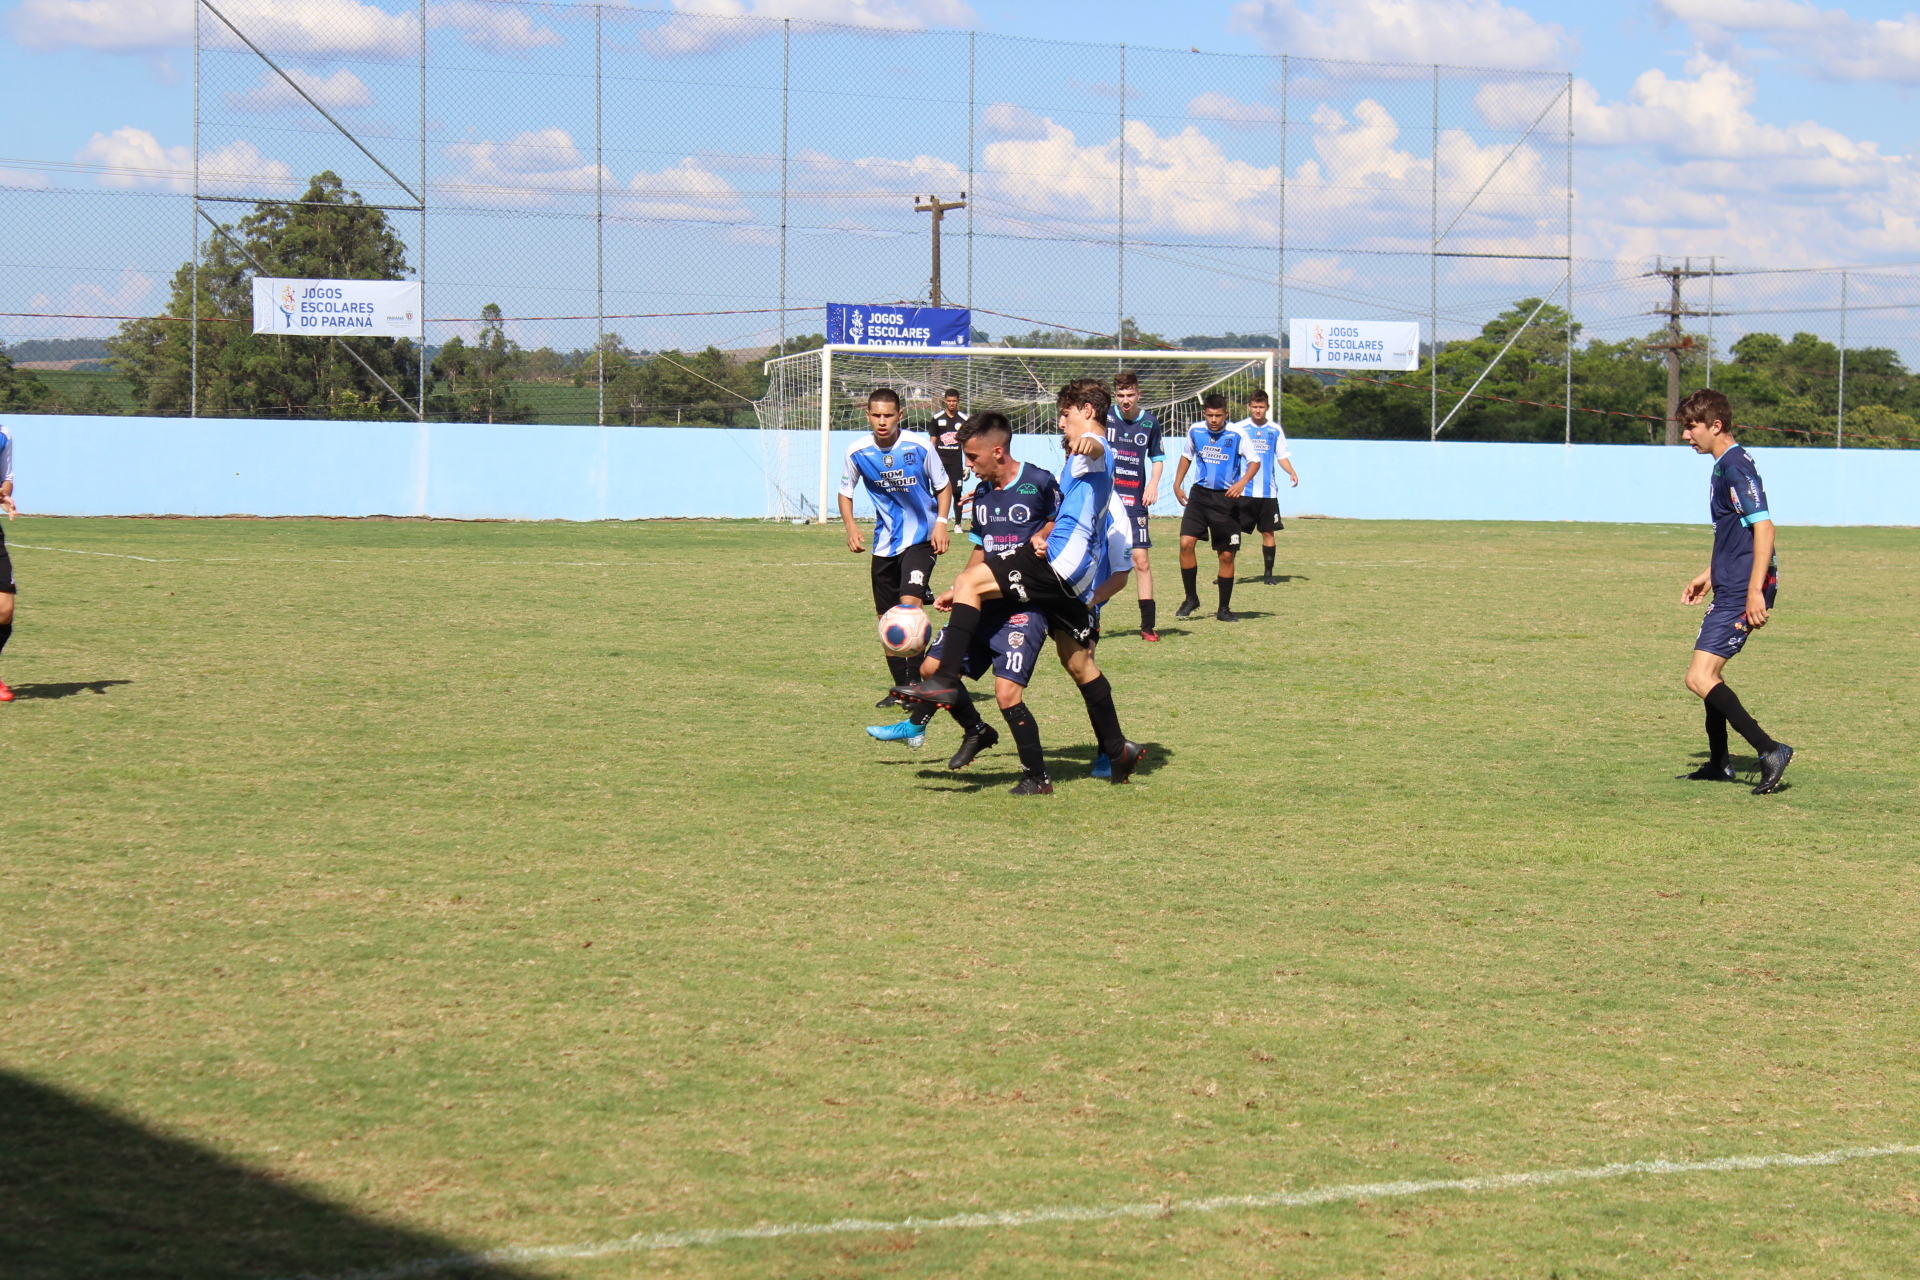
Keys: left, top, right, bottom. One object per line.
{"left": 757, "top": 344, "right": 1276, "bottom": 523}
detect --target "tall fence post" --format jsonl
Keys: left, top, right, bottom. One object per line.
{"left": 779, "top": 18, "right": 789, "bottom": 360}
{"left": 1837, "top": 269, "right": 1847, "bottom": 448}
{"left": 419, "top": 0, "right": 427, "bottom": 419}
{"left": 1564, "top": 70, "right": 1572, "bottom": 446}
{"left": 1117, "top": 42, "right": 1126, "bottom": 359}
{"left": 595, "top": 4, "right": 604, "bottom": 427}
{"left": 191, "top": 0, "right": 200, "bottom": 418}
{"left": 1429, "top": 64, "right": 1439, "bottom": 440}
{"left": 1278, "top": 52, "right": 1288, "bottom": 435}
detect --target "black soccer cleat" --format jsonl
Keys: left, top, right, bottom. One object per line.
{"left": 1216, "top": 608, "right": 1238, "bottom": 622}
{"left": 1009, "top": 772, "right": 1054, "bottom": 796}
{"left": 1752, "top": 743, "right": 1794, "bottom": 795}
{"left": 875, "top": 691, "right": 904, "bottom": 709}
{"left": 947, "top": 723, "right": 1000, "bottom": 771}
{"left": 1106, "top": 740, "right": 1147, "bottom": 784}
{"left": 892, "top": 673, "right": 966, "bottom": 709}
{"left": 1679, "top": 759, "right": 1737, "bottom": 782}
{"left": 1174, "top": 598, "right": 1201, "bottom": 619}
{"left": 1262, "top": 574, "right": 1278, "bottom": 585}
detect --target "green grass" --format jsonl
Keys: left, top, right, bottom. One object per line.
{"left": 3, "top": 515, "right": 1918, "bottom": 1278}
{"left": 31, "top": 366, "right": 140, "bottom": 411}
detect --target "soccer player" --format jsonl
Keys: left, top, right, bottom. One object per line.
{"left": 870, "top": 413, "right": 1061, "bottom": 777}
{"left": 1676, "top": 389, "right": 1792, "bottom": 795}
{"left": 928, "top": 387, "right": 969, "bottom": 502}
{"left": 1105, "top": 370, "right": 1165, "bottom": 640}
{"left": 0, "top": 421, "right": 15, "bottom": 703}
{"left": 1172, "top": 394, "right": 1260, "bottom": 622}
{"left": 1233, "top": 389, "right": 1299, "bottom": 585}
{"left": 840, "top": 387, "right": 951, "bottom": 706}
{"left": 892, "top": 379, "right": 1147, "bottom": 791}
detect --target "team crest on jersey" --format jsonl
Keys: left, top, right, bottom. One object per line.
{"left": 1008, "top": 631, "right": 1025, "bottom": 647}
{"left": 908, "top": 570, "right": 925, "bottom": 585}
{"left": 1009, "top": 504, "right": 1031, "bottom": 524}
{"left": 882, "top": 454, "right": 895, "bottom": 467}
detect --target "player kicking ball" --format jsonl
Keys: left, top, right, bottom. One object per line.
{"left": 869, "top": 412, "right": 1060, "bottom": 771}
{"left": 840, "top": 388, "right": 952, "bottom": 713}
{"left": 1676, "top": 389, "right": 1793, "bottom": 794}
{"left": 1172, "top": 394, "right": 1259, "bottom": 621}
{"left": 892, "top": 380, "right": 1147, "bottom": 792}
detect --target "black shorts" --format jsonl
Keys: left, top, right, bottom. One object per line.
{"left": 1123, "top": 502, "right": 1151, "bottom": 551}
{"left": 1239, "top": 496, "right": 1282, "bottom": 534}
{"left": 0, "top": 527, "right": 13, "bottom": 594}
{"left": 871, "top": 542, "right": 937, "bottom": 613}
{"left": 1179, "top": 486, "right": 1243, "bottom": 552}
{"left": 982, "top": 541, "right": 1094, "bottom": 643}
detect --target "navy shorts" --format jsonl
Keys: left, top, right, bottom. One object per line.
{"left": 928, "top": 607, "right": 1049, "bottom": 687}
{"left": 1124, "top": 502, "right": 1151, "bottom": 550}
{"left": 1695, "top": 585, "right": 1776, "bottom": 659}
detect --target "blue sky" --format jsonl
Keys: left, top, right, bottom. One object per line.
{"left": 7, "top": 0, "right": 1920, "bottom": 354}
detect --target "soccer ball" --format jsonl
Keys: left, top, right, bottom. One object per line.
{"left": 878, "top": 604, "right": 932, "bottom": 657}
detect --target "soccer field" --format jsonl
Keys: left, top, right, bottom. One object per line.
{"left": 5, "top": 514, "right": 1918, "bottom": 1279}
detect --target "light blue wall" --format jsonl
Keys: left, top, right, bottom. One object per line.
{"left": 10, "top": 415, "right": 1917, "bottom": 526}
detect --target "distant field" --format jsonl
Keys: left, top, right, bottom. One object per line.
{"left": 4, "top": 516, "right": 1918, "bottom": 1279}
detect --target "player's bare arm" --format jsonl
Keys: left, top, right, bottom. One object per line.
{"left": 1226, "top": 460, "right": 1260, "bottom": 500}
{"left": 1746, "top": 519, "right": 1774, "bottom": 628}
{"left": 1280, "top": 457, "right": 1300, "bottom": 487}
{"left": 0, "top": 479, "right": 14, "bottom": 520}
{"left": 839, "top": 492, "right": 865, "bottom": 553}
{"left": 1681, "top": 566, "right": 1711, "bottom": 606}
{"left": 1172, "top": 455, "right": 1192, "bottom": 506}
{"left": 931, "top": 481, "right": 953, "bottom": 555}
{"left": 1144, "top": 458, "right": 1162, "bottom": 507}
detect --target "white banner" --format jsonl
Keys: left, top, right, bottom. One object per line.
{"left": 1288, "top": 319, "right": 1420, "bottom": 371}
{"left": 252, "top": 278, "right": 422, "bottom": 338}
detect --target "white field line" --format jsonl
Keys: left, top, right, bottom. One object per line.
{"left": 10, "top": 545, "right": 860, "bottom": 569}
{"left": 9, "top": 542, "right": 181, "bottom": 562}
{"left": 291, "top": 1143, "right": 1920, "bottom": 1280}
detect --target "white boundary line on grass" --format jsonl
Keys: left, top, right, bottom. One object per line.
{"left": 9, "top": 545, "right": 860, "bottom": 569}
{"left": 9, "top": 542, "right": 181, "bottom": 562}
{"left": 295, "top": 1142, "right": 1920, "bottom": 1280}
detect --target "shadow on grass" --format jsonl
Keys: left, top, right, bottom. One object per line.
{"left": 1679, "top": 752, "right": 1793, "bottom": 792}
{"left": 910, "top": 742, "right": 1177, "bottom": 793}
{"left": 10, "top": 680, "right": 132, "bottom": 700}
{"left": 0, "top": 1070, "right": 527, "bottom": 1280}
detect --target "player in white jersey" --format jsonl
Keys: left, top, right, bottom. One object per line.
{"left": 0, "top": 423, "right": 15, "bottom": 701}
{"left": 1232, "top": 389, "right": 1300, "bottom": 584}
{"left": 893, "top": 379, "right": 1148, "bottom": 787}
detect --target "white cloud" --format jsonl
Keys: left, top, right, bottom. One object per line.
{"left": 620, "top": 158, "right": 752, "bottom": 222}
{"left": 42, "top": 266, "right": 158, "bottom": 318}
{"left": 792, "top": 147, "right": 965, "bottom": 204}
{"left": 1230, "top": 0, "right": 1567, "bottom": 71}
{"left": 225, "top": 68, "right": 373, "bottom": 114}
{"left": 981, "top": 103, "right": 1050, "bottom": 141}
{"left": 1657, "top": 0, "right": 1920, "bottom": 84}
{"left": 74, "top": 126, "right": 293, "bottom": 193}
{"left": 14, "top": 0, "right": 415, "bottom": 55}
{"left": 1186, "top": 91, "right": 1281, "bottom": 129}
{"left": 639, "top": 0, "right": 973, "bottom": 57}
{"left": 440, "top": 129, "right": 605, "bottom": 206}
{"left": 429, "top": 1, "right": 562, "bottom": 51}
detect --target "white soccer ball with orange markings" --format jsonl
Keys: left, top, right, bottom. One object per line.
{"left": 877, "top": 605, "right": 932, "bottom": 657}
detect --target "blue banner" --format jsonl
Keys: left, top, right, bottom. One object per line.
{"left": 826, "top": 303, "right": 971, "bottom": 349}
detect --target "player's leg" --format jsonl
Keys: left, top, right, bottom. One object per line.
{"left": 1176, "top": 533, "right": 1202, "bottom": 619}
{"left": 951, "top": 621, "right": 1035, "bottom": 775}
{"left": 1679, "top": 649, "right": 1735, "bottom": 781}
{"left": 995, "top": 679, "right": 1051, "bottom": 795}
{"left": 1053, "top": 632, "right": 1146, "bottom": 783}
{"left": 0, "top": 583, "right": 15, "bottom": 704}
{"left": 1132, "top": 546, "right": 1157, "bottom": 640}
{"left": 871, "top": 554, "right": 913, "bottom": 705}
{"left": 1214, "top": 531, "right": 1239, "bottom": 621}
{"left": 1260, "top": 500, "right": 1280, "bottom": 582}
{"left": 1685, "top": 613, "right": 1791, "bottom": 792}
{"left": 898, "top": 557, "right": 1007, "bottom": 704}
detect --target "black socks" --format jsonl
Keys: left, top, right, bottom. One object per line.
{"left": 886, "top": 653, "right": 912, "bottom": 687}
{"left": 1263, "top": 545, "right": 1275, "bottom": 576}
{"left": 0, "top": 621, "right": 11, "bottom": 656}
{"left": 1180, "top": 566, "right": 1198, "bottom": 602}
{"left": 1077, "top": 674, "right": 1127, "bottom": 759}
{"left": 947, "top": 694, "right": 985, "bottom": 732}
{"left": 935, "top": 603, "right": 980, "bottom": 677}
{"left": 1705, "top": 704, "right": 1729, "bottom": 763}
{"left": 1001, "top": 701, "right": 1046, "bottom": 776}
{"left": 1705, "top": 682, "right": 1776, "bottom": 756}
{"left": 1216, "top": 576, "right": 1234, "bottom": 611}
{"left": 1139, "top": 598, "right": 1156, "bottom": 633}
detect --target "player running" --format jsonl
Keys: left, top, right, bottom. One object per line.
{"left": 0, "top": 422, "right": 16, "bottom": 702}
{"left": 1105, "top": 371, "right": 1165, "bottom": 641}
{"left": 892, "top": 379, "right": 1147, "bottom": 789}
{"left": 1676, "top": 389, "right": 1793, "bottom": 794}
{"left": 869, "top": 413, "right": 1062, "bottom": 783}
{"left": 1172, "top": 394, "right": 1260, "bottom": 622}
{"left": 1233, "top": 389, "right": 1299, "bottom": 585}
{"left": 840, "top": 387, "right": 952, "bottom": 707}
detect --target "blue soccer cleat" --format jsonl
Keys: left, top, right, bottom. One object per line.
{"left": 1092, "top": 753, "right": 1111, "bottom": 779}
{"left": 867, "top": 720, "right": 927, "bottom": 750}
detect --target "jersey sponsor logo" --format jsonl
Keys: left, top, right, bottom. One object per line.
{"left": 1016, "top": 483, "right": 1037, "bottom": 494}
{"left": 1008, "top": 612, "right": 1031, "bottom": 625}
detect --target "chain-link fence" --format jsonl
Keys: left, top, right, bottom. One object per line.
{"left": 4, "top": 1, "right": 1911, "bottom": 445}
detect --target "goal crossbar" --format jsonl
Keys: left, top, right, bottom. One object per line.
{"left": 759, "top": 345, "right": 1276, "bottom": 523}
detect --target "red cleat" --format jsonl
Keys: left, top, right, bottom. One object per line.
{"left": 0, "top": 681, "right": 15, "bottom": 702}
{"left": 1141, "top": 629, "right": 1161, "bottom": 642}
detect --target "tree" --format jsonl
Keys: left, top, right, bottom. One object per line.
{"left": 607, "top": 347, "right": 756, "bottom": 426}
{"left": 428, "top": 304, "right": 530, "bottom": 423}
{"left": 0, "top": 351, "right": 51, "bottom": 411}
{"left": 109, "top": 171, "right": 421, "bottom": 419}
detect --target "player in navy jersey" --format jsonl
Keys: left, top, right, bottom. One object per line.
{"left": 1105, "top": 371, "right": 1165, "bottom": 640}
{"left": 928, "top": 388, "right": 969, "bottom": 506}
{"left": 840, "top": 387, "right": 952, "bottom": 706}
{"left": 1676, "top": 389, "right": 1792, "bottom": 794}
{"left": 1232, "top": 390, "right": 1299, "bottom": 584}
{"left": 891, "top": 379, "right": 1147, "bottom": 788}
{"left": 0, "top": 423, "right": 16, "bottom": 702}
{"left": 868, "top": 413, "right": 1065, "bottom": 786}
{"left": 1172, "top": 394, "right": 1260, "bottom": 622}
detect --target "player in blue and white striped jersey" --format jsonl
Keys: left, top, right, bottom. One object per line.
{"left": 1172, "top": 394, "right": 1260, "bottom": 622}
{"left": 1232, "top": 389, "right": 1300, "bottom": 585}
{"left": 891, "top": 379, "right": 1147, "bottom": 788}
{"left": 0, "top": 422, "right": 17, "bottom": 702}
{"left": 838, "top": 387, "right": 952, "bottom": 702}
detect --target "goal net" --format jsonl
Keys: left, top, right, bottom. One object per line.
{"left": 756, "top": 345, "right": 1273, "bottom": 522}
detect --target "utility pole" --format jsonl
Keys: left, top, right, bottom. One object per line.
{"left": 915, "top": 192, "right": 966, "bottom": 307}
{"left": 1647, "top": 256, "right": 1717, "bottom": 445}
